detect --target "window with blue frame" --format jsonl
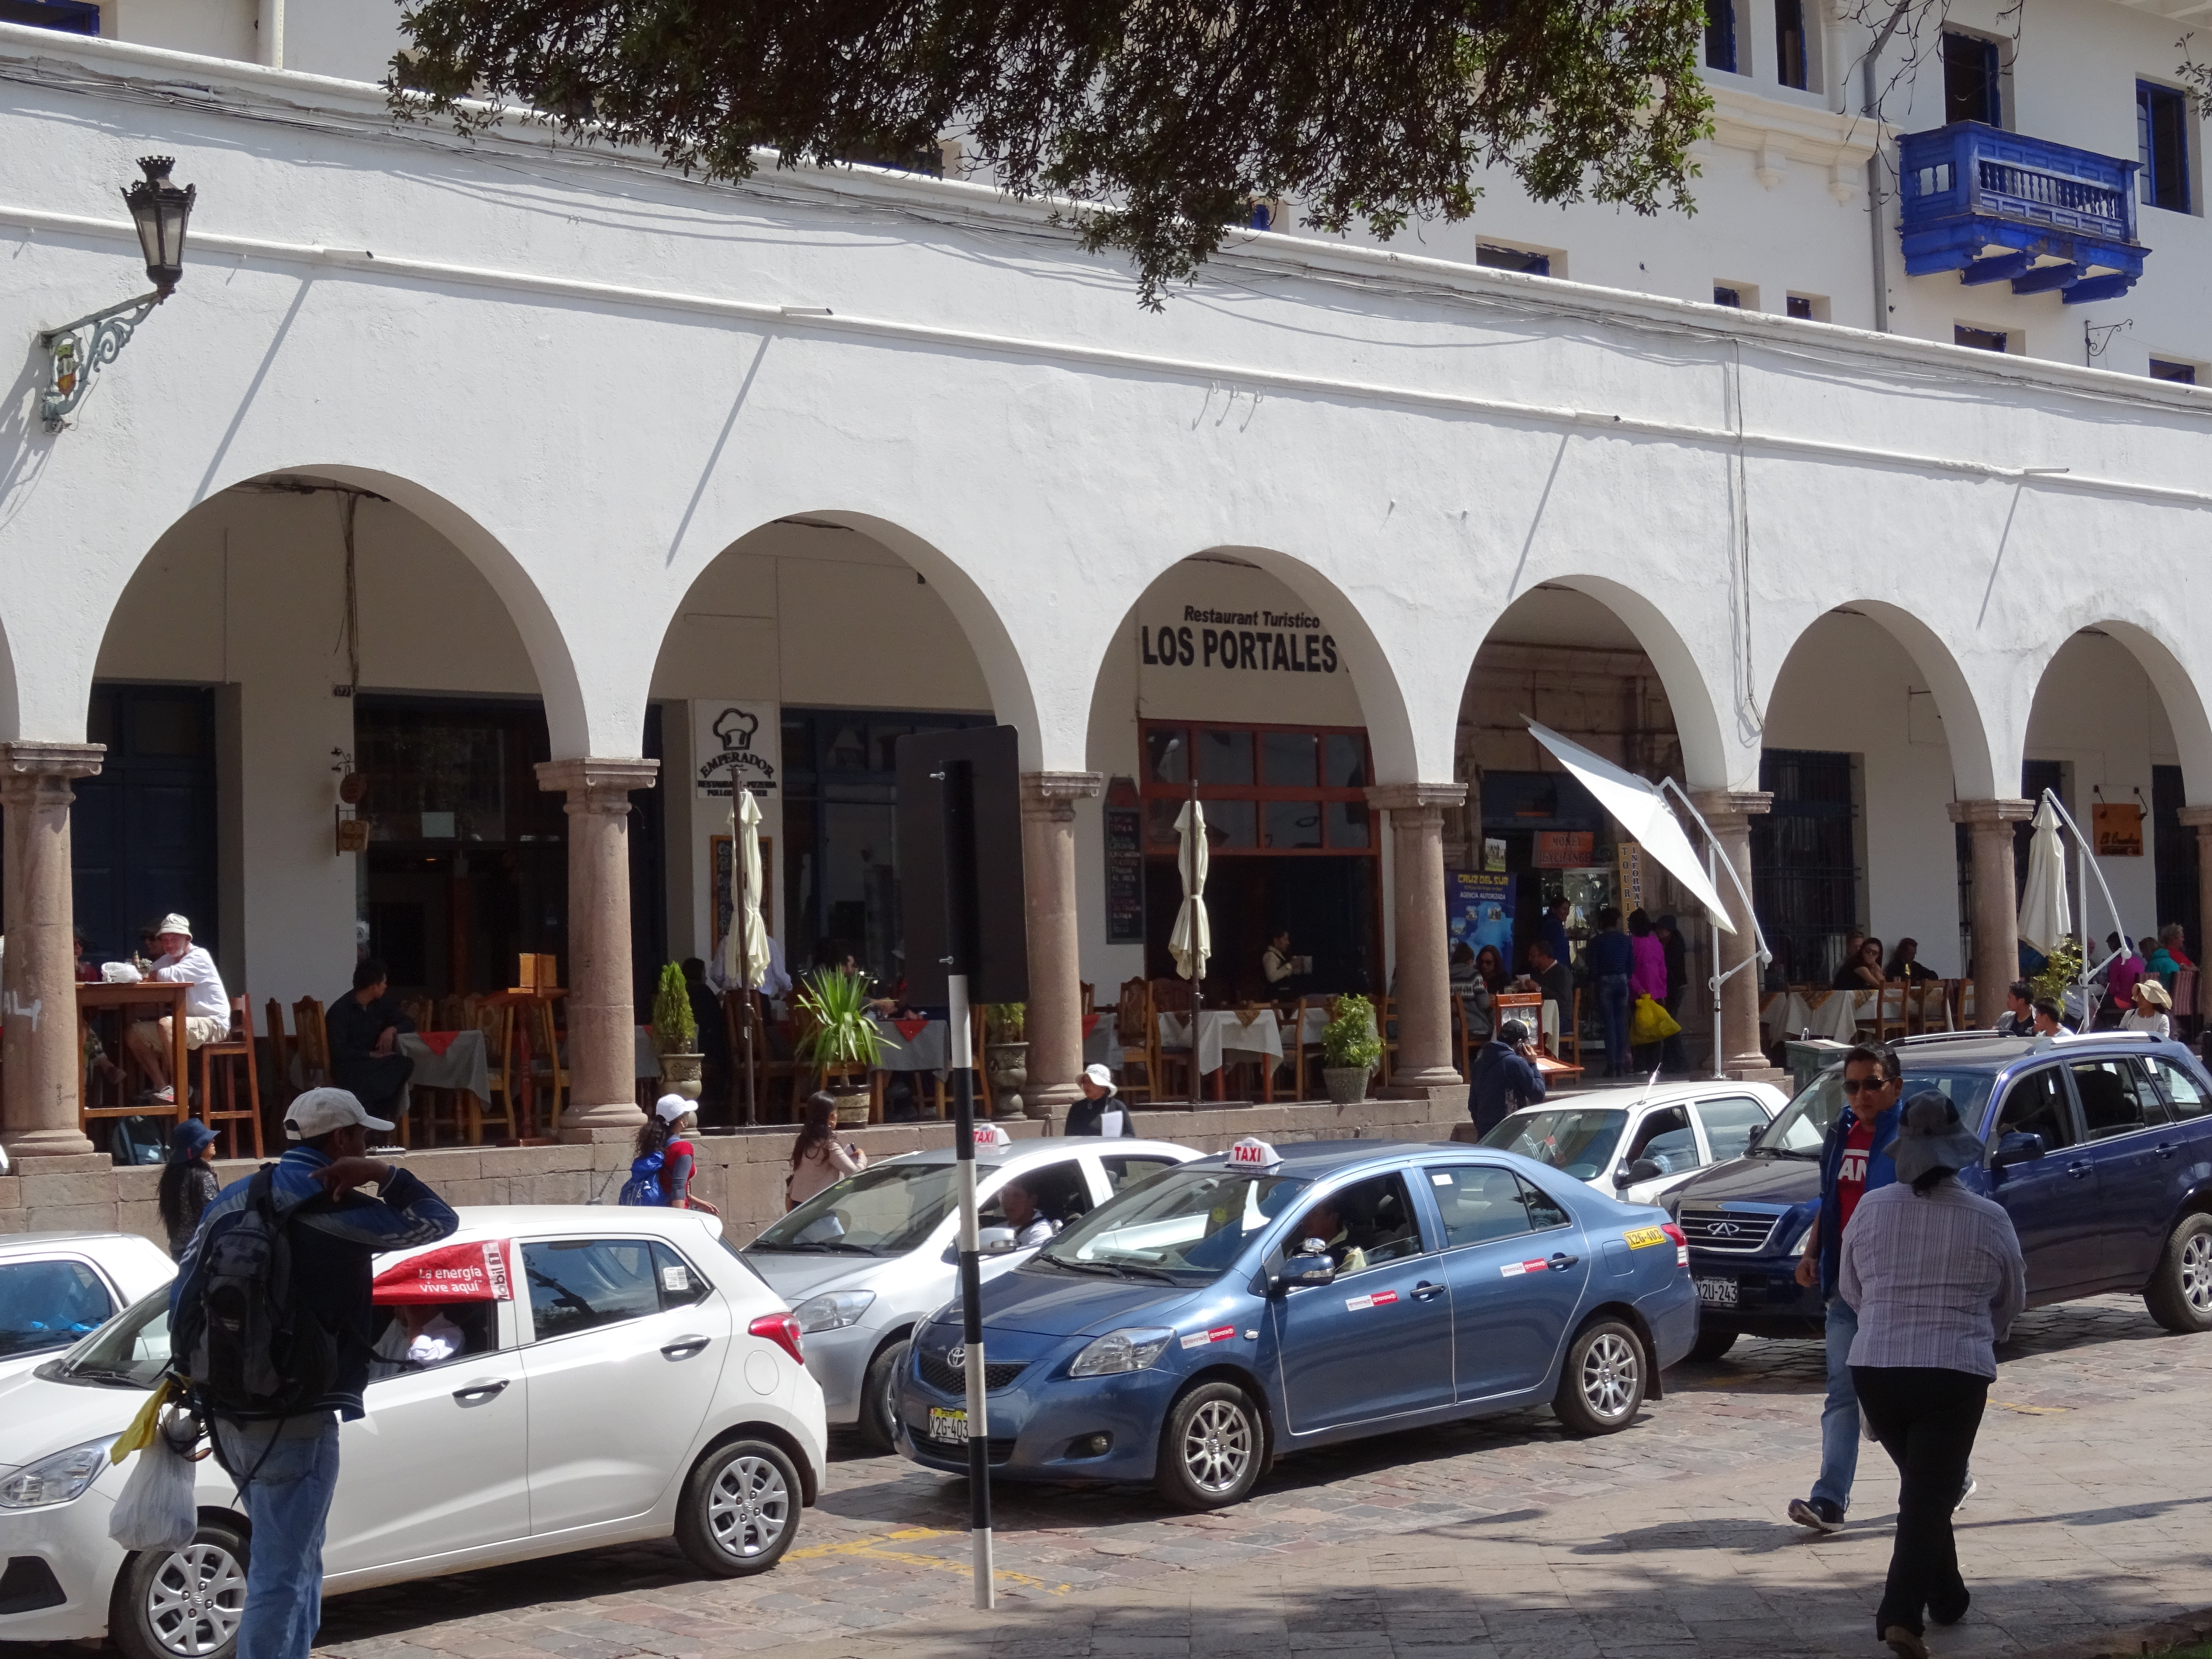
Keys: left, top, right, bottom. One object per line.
{"left": 0, "top": 0, "right": 99, "bottom": 30}
{"left": 1941, "top": 32, "right": 2001, "bottom": 126}
{"left": 1703, "top": 0, "right": 1738, "bottom": 73}
{"left": 2138, "top": 81, "right": 2192, "bottom": 214}
{"left": 1775, "top": 0, "right": 1809, "bottom": 89}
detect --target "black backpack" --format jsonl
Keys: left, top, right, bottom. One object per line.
{"left": 173, "top": 1166, "right": 337, "bottom": 1419}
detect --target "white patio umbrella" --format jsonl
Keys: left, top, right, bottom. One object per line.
{"left": 722, "top": 787, "right": 772, "bottom": 1122}
{"left": 2018, "top": 795, "right": 2072, "bottom": 956}
{"left": 1523, "top": 722, "right": 1736, "bottom": 932}
{"left": 1169, "top": 799, "right": 1211, "bottom": 981}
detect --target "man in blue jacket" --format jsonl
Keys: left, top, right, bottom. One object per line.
{"left": 1787, "top": 1044, "right": 1901, "bottom": 1532}
{"left": 1470, "top": 1019, "right": 1546, "bottom": 1136}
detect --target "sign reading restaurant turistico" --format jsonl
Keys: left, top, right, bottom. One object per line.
{"left": 1141, "top": 605, "right": 1339, "bottom": 675}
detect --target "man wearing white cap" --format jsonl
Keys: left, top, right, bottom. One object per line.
{"left": 125, "top": 913, "right": 231, "bottom": 1104}
{"left": 1065, "top": 1063, "right": 1135, "bottom": 1138}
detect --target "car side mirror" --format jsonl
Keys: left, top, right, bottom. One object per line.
{"left": 1270, "top": 1253, "right": 1337, "bottom": 1293}
{"left": 977, "top": 1226, "right": 1019, "bottom": 1256}
{"left": 1992, "top": 1131, "right": 2045, "bottom": 1167}
{"left": 1618, "top": 1158, "right": 1663, "bottom": 1185}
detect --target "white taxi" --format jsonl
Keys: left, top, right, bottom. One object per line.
{"left": 0, "top": 1232, "right": 177, "bottom": 1385}
{"left": 1479, "top": 1080, "right": 1787, "bottom": 1206}
{"left": 0, "top": 1206, "right": 825, "bottom": 1659}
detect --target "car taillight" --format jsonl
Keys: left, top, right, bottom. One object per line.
{"left": 1660, "top": 1223, "right": 1690, "bottom": 1270}
{"left": 750, "top": 1312, "right": 805, "bottom": 1365}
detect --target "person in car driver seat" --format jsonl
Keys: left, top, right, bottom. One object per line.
{"left": 998, "top": 1179, "right": 1059, "bottom": 1247}
{"left": 1290, "top": 1196, "right": 1367, "bottom": 1274}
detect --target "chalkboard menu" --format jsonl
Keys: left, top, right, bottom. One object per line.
{"left": 1105, "top": 776, "right": 1145, "bottom": 944}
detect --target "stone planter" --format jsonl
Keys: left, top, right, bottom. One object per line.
{"left": 1323, "top": 1065, "right": 1371, "bottom": 1106}
{"left": 985, "top": 1041, "right": 1029, "bottom": 1120}
{"left": 830, "top": 1088, "right": 873, "bottom": 1127}
{"left": 657, "top": 1051, "right": 704, "bottom": 1100}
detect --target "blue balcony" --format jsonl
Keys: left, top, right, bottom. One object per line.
{"left": 1898, "top": 122, "right": 2147, "bottom": 304}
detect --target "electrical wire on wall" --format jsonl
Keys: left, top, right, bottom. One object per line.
{"left": 1726, "top": 337, "right": 1765, "bottom": 754}
{"left": 335, "top": 490, "right": 361, "bottom": 694}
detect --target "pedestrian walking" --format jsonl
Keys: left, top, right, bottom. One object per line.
{"left": 1469, "top": 1017, "right": 1545, "bottom": 1136}
{"left": 632, "top": 1094, "right": 720, "bottom": 1213}
{"left": 1840, "top": 1092, "right": 2026, "bottom": 1658}
{"left": 157, "top": 1119, "right": 220, "bottom": 1260}
{"left": 170, "top": 1088, "right": 457, "bottom": 1659}
{"left": 1785, "top": 1043, "right": 1902, "bottom": 1533}
{"left": 786, "top": 1091, "right": 866, "bottom": 1208}
{"left": 1586, "top": 905, "right": 1634, "bottom": 1076}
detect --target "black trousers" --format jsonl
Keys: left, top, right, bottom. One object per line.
{"left": 1851, "top": 1365, "right": 1988, "bottom": 1637}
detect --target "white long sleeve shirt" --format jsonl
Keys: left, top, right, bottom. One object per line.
{"left": 151, "top": 945, "right": 230, "bottom": 1022}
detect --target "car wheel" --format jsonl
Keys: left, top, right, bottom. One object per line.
{"left": 1553, "top": 1318, "right": 1647, "bottom": 1437}
{"left": 2144, "top": 1213, "right": 2212, "bottom": 1334}
{"left": 111, "top": 1516, "right": 249, "bottom": 1659}
{"left": 858, "top": 1339, "right": 910, "bottom": 1454}
{"left": 1686, "top": 1327, "right": 1739, "bottom": 1363}
{"left": 1154, "top": 1381, "right": 1264, "bottom": 1511}
{"left": 675, "top": 1439, "right": 801, "bottom": 1577}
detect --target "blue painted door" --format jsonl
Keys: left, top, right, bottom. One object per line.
{"left": 1269, "top": 1171, "right": 1454, "bottom": 1434}
{"left": 1984, "top": 1064, "right": 2102, "bottom": 1299}
{"left": 69, "top": 687, "right": 218, "bottom": 963}
{"left": 1422, "top": 1162, "right": 1591, "bottom": 1401}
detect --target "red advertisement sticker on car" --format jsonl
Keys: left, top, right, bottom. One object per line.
{"left": 1499, "top": 1258, "right": 1549, "bottom": 1278}
{"left": 1208, "top": 1324, "right": 1237, "bottom": 1342}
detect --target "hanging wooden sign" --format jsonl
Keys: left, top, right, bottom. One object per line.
{"left": 2092, "top": 802, "right": 2144, "bottom": 857}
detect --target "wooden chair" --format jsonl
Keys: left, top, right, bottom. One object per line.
{"left": 1557, "top": 988, "right": 1583, "bottom": 1067}
{"left": 263, "top": 997, "right": 296, "bottom": 1111}
{"left": 524, "top": 996, "right": 568, "bottom": 1136}
{"left": 468, "top": 998, "right": 520, "bottom": 1144}
{"left": 400, "top": 995, "right": 435, "bottom": 1034}
{"left": 77, "top": 999, "right": 188, "bottom": 1148}
{"left": 1144, "top": 981, "right": 1199, "bottom": 1104}
{"left": 1452, "top": 993, "right": 1481, "bottom": 1084}
{"left": 726, "top": 990, "right": 807, "bottom": 1123}
{"left": 197, "top": 995, "right": 265, "bottom": 1159}
{"left": 1376, "top": 994, "right": 1400, "bottom": 1086}
{"left": 1291, "top": 995, "right": 1332, "bottom": 1100}
{"left": 1080, "top": 981, "right": 1095, "bottom": 1017}
{"left": 1873, "top": 982, "right": 1909, "bottom": 1042}
{"left": 292, "top": 998, "right": 331, "bottom": 1090}
{"left": 1958, "top": 979, "right": 1977, "bottom": 1028}
{"left": 1112, "top": 978, "right": 1155, "bottom": 1103}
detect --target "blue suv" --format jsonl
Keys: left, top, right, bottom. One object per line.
{"left": 1669, "top": 1031, "right": 2212, "bottom": 1359}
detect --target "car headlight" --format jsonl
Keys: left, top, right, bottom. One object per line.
{"left": 0, "top": 1437, "right": 117, "bottom": 1508}
{"left": 1069, "top": 1327, "right": 1176, "bottom": 1378}
{"left": 792, "top": 1289, "right": 876, "bottom": 1333}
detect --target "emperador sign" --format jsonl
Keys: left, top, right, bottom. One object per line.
{"left": 692, "top": 699, "right": 781, "bottom": 801}
{"left": 1133, "top": 565, "right": 1363, "bottom": 727}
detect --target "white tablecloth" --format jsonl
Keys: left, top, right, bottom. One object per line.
{"left": 1763, "top": 986, "right": 1953, "bottom": 1042}
{"left": 397, "top": 1030, "right": 489, "bottom": 1104}
{"left": 1158, "top": 1010, "right": 1284, "bottom": 1075}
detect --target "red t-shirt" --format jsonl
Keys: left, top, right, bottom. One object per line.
{"left": 1836, "top": 1115, "right": 1876, "bottom": 1232}
{"left": 660, "top": 1136, "right": 696, "bottom": 1203}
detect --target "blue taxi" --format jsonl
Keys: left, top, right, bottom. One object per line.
{"left": 893, "top": 1137, "right": 1696, "bottom": 1508}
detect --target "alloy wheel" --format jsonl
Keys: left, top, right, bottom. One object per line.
{"left": 1580, "top": 1330, "right": 1640, "bottom": 1421}
{"left": 145, "top": 1541, "right": 246, "bottom": 1659}
{"left": 2183, "top": 1232, "right": 2212, "bottom": 1316}
{"left": 1181, "top": 1397, "right": 1254, "bottom": 1493}
{"left": 707, "top": 1454, "right": 792, "bottom": 1559}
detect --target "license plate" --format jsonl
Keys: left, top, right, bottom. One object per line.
{"left": 927, "top": 1406, "right": 969, "bottom": 1444}
{"left": 1695, "top": 1276, "right": 1739, "bottom": 1308}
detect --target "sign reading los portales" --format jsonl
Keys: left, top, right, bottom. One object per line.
{"left": 1132, "top": 564, "right": 1364, "bottom": 727}
{"left": 1139, "top": 604, "right": 1340, "bottom": 676}
{"left": 692, "top": 699, "right": 781, "bottom": 800}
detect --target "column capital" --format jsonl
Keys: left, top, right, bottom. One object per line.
{"left": 2175, "top": 805, "right": 2212, "bottom": 830}
{"left": 535, "top": 757, "right": 659, "bottom": 813}
{"left": 1020, "top": 770, "right": 1104, "bottom": 823}
{"left": 1686, "top": 788, "right": 1772, "bottom": 826}
{"left": 0, "top": 742, "right": 104, "bottom": 804}
{"left": 1365, "top": 782, "right": 1467, "bottom": 813}
{"left": 1947, "top": 797, "right": 2034, "bottom": 827}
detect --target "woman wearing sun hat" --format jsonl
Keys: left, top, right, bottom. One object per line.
{"left": 2121, "top": 977, "right": 2173, "bottom": 1041}
{"left": 1838, "top": 1092, "right": 2027, "bottom": 1659}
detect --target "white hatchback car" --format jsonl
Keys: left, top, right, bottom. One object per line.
{"left": 0, "top": 1233, "right": 178, "bottom": 1385}
{"left": 0, "top": 1206, "right": 825, "bottom": 1659}
{"left": 1479, "top": 1081, "right": 1787, "bottom": 1206}
{"left": 745, "top": 1135, "right": 1199, "bottom": 1449}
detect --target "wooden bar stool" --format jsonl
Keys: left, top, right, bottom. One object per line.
{"left": 197, "top": 994, "right": 265, "bottom": 1159}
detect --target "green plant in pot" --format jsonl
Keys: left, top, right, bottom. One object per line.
{"left": 795, "top": 967, "right": 894, "bottom": 1124}
{"left": 2029, "top": 937, "right": 2084, "bottom": 1013}
{"left": 1321, "top": 994, "right": 1382, "bottom": 1106}
{"left": 651, "top": 962, "right": 704, "bottom": 1100}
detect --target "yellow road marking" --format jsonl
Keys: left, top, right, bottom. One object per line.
{"left": 787, "top": 1526, "right": 1071, "bottom": 1595}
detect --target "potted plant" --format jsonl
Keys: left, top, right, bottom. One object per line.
{"left": 983, "top": 1002, "right": 1031, "bottom": 1119}
{"left": 795, "top": 967, "right": 892, "bottom": 1124}
{"left": 651, "top": 963, "right": 704, "bottom": 1100}
{"left": 1321, "top": 995, "right": 1382, "bottom": 1105}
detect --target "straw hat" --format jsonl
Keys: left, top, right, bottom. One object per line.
{"left": 2135, "top": 979, "right": 2173, "bottom": 1010}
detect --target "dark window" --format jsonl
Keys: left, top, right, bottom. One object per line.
{"left": 1624, "top": 1106, "right": 1705, "bottom": 1175}
{"left": 1956, "top": 325, "right": 2008, "bottom": 352}
{"left": 2139, "top": 81, "right": 2192, "bottom": 214}
{"left": 2147, "top": 1056, "right": 2210, "bottom": 1120}
{"left": 1942, "top": 32, "right": 2001, "bottom": 126}
{"left": 1713, "top": 285, "right": 1743, "bottom": 308}
{"left": 1476, "top": 244, "right": 1551, "bottom": 277}
{"left": 2150, "top": 359, "right": 2198, "bottom": 384}
{"left": 1287, "top": 1173, "right": 1425, "bottom": 1269}
{"left": 1994, "top": 1068, "right": 2077, "bottom": 1151}
{"left": 1752, "top": 748, "right": 1857, "bottom": 984}
{"left": 2069, "top": 1059, "right": 2154, "bottom": 1139}
{"left": 1426, "top": 1165, "right": 1532, "bottom": 1248}
{"left": 1787, "top": 294, "right": 1815, "bottom": 320}
{"left": 1775, "top": 0, "right": 1809, "bottom": 88}
{"left": 1693, "top": 1096, "right": 1773, "bottom": 1161}
{"left": 1100, "top": 1155, "right": 1180, "bottom": 1193}
{"left": 1705, "top": 0, "right": 1738, "bottom": 72}
{"left": 0, "top": 1260, "right": 114, "bottom": 1359}
{"left": 522, "top": 1240, "right": 663, "bottom": 1340}
{"left": 651, "top": 1242, "right": 712, "bottom": 1309}
{"left": 2154, "top": 765, "right": 2197, "bottom": 966}
{"left": 1517, "top": 1173, "right": 1573, "bottom": 1230}
{"left": 66, "top": 686, "right": 218, "bottom": 967}
{"left": 0, "top": 0, "right": 99, "bottom": 31}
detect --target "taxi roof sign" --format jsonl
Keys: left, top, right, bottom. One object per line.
{"left": 974, "top": 1123, "right": 1013, "bottom": 1149}
{"left": 1225, "top": 1137, "right": 1281, "bottom": 1170}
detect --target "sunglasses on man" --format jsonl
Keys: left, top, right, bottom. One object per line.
{"left": 1840, "top": 1075, "right": 1895, "bottom": 1095}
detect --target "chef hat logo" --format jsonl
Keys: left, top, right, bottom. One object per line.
{"left": 713, "top": 707, "right": 758, "bottom": 751}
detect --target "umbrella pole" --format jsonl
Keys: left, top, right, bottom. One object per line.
{"left": 1190, "top": 768, "right": 1202, "bottom": 1105}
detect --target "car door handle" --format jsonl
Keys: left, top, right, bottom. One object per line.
{"left": 1548, "top": 1252, "right": 1580, "bottom": 1270}
{"left": 2065, "top": 1160, "right": 2093, "bottom": 1180}
{"left": 661, "top": 1336, "right": 712, "bottom": 1360}
{"left": 2155, "top": 1142, "right": 2179, "bottom": 1159}
{"left": 451, "top": 1380, "right": 509, "bottom": 1404}
{"left": 1410, "top": 1280, "right": 1447, "bottom": 1301}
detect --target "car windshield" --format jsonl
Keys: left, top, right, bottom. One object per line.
{"left": 0, "top": 1258, "right": 116, "bottom": 1359}
{"left": 1036, "top": 1166, "right": 1309, "bottom": 1285}
{"left": 1753, "top": 1067, "right": 2000, "bottom": 1158}
{"left": 50, "top": 1290, "right": 171, "bottom": 1390}
{"left": 1479, "top": 1109, "right": 1627, "bottom": 1180}
{"left": 749, "top": 1160, "right": 963, "bottom": 1256}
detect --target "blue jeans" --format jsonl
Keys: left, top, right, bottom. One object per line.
{"left": 217, "top": 1416, "right": 340, "bottom": 1659}
{"left": 1813, "top": 1295, "right": 1860, "bottom": 1511}
{"left": 1596, "top": 974, "right": 1632, "bottom": 1074}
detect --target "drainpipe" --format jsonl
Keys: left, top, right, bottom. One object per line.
{"left": 258, "top": 0, "right": 285, "bottom": 69}
{"left": 1862, "top": 0, "right": 1913, "bottom": 332}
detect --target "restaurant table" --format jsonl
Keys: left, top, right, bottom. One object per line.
{"left": 399, "top": 1029, "right": 489, "bottom": 1104}
{"left": 76, "top": 981, "right": 189, "bottom": 1126}
{"left": 1158, "top": 1009, "right": 1284, "bottom": 1099}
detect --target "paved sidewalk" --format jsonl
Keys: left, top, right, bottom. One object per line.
{"left": 270, "top": 1295, "right": 2212, "bottom": 1659}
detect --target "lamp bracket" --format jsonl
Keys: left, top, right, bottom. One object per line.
{"left": 36, "top": 288, "right": 166, "bottom": 433}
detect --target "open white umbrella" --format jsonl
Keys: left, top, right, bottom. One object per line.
{"left": 2018, "top": 795, "right": 2071, "bottom": 956}
{"left": 1169, "top": 799, "right": 1211, "bottom": 981}
{"left": 1523, "top": 721, "right": 1736, "bottom": 931}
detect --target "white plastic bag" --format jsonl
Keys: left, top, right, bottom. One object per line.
{"left": 108, "top": 1423, "right": 198, "bottom": 1553}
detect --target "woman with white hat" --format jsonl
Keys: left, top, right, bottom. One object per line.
{"left": 1065, "top": 1064, "right": 1135, "bottom": 1137}
{"left": 627, "top": 1094, "right": 719, "bottom": 1213}
{"left": 2122, "top": 977, "right": 2173, "bottom": 1041}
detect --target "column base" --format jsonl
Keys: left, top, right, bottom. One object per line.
{"left": 556, "top": 1101, "right": 646, "bottom": 1144}
{"left": 0, "top": 1128, "right": 97, "bottom": 1160}
{"left": 1723, "top": 1062, "right": 1788, "bottom": 1084}
{"left": 1027, "top": 1081, "right": 1084, "bottom": 1117}
{"left": 0, "top": 1144, "right": 103, "bottom": 1169}
{"left": 1384, "top": 1075, "right": 1471, "bottom": 1115}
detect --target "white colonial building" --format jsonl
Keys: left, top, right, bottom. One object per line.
{"left": 3, "top": 0, "right": 2210, "bottom": 1171}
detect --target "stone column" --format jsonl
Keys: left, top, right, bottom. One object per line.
{"left": 1368, "top": 783, "right": 1468, "bottom": 1097}
{"left": 1687, "top": 789, "right": 1780, "bottom": 1080}
{"left": 2174, "top": 806, "right": 2212, "bottom": 1028}
{"left": 1948, "top": 798, "right": 2033, "bottom": 1025}
{"left": 1021, "top": 771, "right": 1102, "bottom": 1122}
{"left": 536, "top": 757, "right": 660, "bottom": 1142}
{"left": 0, "top": 742, "right": 105, "bottom": 1161}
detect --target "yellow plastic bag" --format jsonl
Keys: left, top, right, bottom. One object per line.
{"left": 1630, "top": 995, "right": 1680, "bottom": 1045}
{"left": 110, "top": 1374, "right": 178, "bottom": 1464}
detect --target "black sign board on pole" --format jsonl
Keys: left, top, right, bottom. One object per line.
{"left": 897, "top": 725, "right": 1029, "bottom": 1009}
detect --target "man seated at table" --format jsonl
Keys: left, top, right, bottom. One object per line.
{"left": 124, "top": 913, "right": 232, "bottom": 1106}
{"left": 328, "top": 958, "right": 416, "bottom": 1121}
{"left": 1522, "top": 940, "right": 1575, "bottom": 1047}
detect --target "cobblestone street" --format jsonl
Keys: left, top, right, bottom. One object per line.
{"left": 262, "top": 1296, "right": 2212, "bottom": 1659}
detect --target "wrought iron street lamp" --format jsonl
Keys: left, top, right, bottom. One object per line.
{"left": 38, "top": 156, "right": 197, "bottom": 433}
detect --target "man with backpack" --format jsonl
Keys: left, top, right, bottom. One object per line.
{"left": 170, "top": 1088, "right": 457, "bottom": 1659}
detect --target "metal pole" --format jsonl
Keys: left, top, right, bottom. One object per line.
{"left": 1709, "top": 844, "right": 1726, "bottom": 1082}
{"left": 1861, "top": 0, "right": 1913, "bottom": 332}
{"left": 739, "top": 813, "right": 757, "bottom": 1126}
{"left": 1190, "top": 763, "right": 1202, "bottom": 1103}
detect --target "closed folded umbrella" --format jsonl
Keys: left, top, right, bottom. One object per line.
{"left": 1169, "top": 800, "right": 1211, "bottom": 981}
{"left": 2017, "top": 796, "right": 2070, "bottom": 956}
